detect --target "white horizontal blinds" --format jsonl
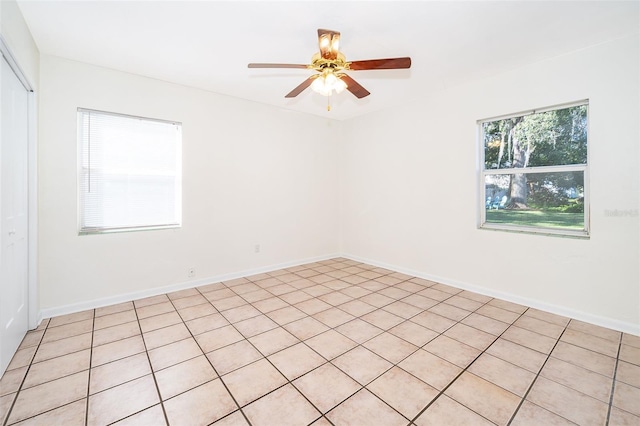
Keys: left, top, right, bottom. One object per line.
{"left": 78, "top": 109, "right": 182, "bottom": 232}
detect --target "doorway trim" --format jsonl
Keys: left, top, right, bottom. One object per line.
{"left": 0, "top": 34, "right": 39, "bottom": 329}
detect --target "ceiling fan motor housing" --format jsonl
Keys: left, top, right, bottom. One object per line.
{"left": 247, "top": 29, "right": 411, "bottom": 101}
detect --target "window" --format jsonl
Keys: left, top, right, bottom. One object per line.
{"left": 78, "top": 109, "right": 182, "bottom": 234}
{"left": 479, "top": 101, "right": 589, "bottom": 237}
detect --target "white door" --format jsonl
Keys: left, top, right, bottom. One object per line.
{"left": 0, "top": 55, "right": 30, "bottom": 376}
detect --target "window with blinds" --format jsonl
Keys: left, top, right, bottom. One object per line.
{"left": 78, "top": 108, "right": 182, "bottom": 234}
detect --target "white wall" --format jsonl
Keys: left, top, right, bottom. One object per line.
{"left": 0, "top": 0, "right": 39, "bottom": 89}
{"left": 340, "top": 36, "right": 640, "bottom": 333}
{"left": 38, "top": 55, "right": 340, "bottom": 312}
{"left": 37, "top": 36, "right": 639, "bottom": 333}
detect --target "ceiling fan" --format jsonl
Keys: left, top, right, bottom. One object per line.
{"left": 248, "top": 29, "right": 411, "bottom": 106}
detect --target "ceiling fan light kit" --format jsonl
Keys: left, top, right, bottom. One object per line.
{"left": 310, "top": 70, "right": 347, "bottom": 96}
{"left": 248, "top": 28, "right": 411, "bottom": 111}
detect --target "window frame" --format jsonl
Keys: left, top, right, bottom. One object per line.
{"left": 77, "top": 108, "right": 183, "bottom": 235}
{"left": 477, "top": 100, "right": 590, "bottom": 238}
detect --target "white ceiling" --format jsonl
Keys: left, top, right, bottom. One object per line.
{"left": 17, "top": 1, "right": 639, "bottom": 121}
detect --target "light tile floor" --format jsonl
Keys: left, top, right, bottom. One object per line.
{"left": 1, "top": 258, "right": 639, "bottom": 425}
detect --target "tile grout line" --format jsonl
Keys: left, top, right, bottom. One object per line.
{"left": 2, "top": 320, "right": 50, "bottom": 426}
{"left": 5, "top": 260, "right": 634, "bottom": 426}
{"left": 505, "top": 317, "right": 571, "bottom": 425}
{"left": 85, "top": 309, "right": 96, "bottom": 425}
{"left": 69, "top": 268, "right": 516, "bottom": 422}
{"left": 200, "top": 265, "right": 382, "bottom": 423}
{"left": 153, "top": 267, "right": 608, "bottom": 425}
{"left": 407, "top": 295, "right": 508, "bottom": 425}
{"left": 406, "top": 298, "right": 578, "bottom": 424}
{"left": 321, "top": 282, "right": 460, "bottom": 423}
{"left": 300, "top": 282, "right": 494, "bottom": 425}
{"left": 604, "top": 335, "right": 623, "bottom": 426}
{"left": 198, "top": 278, "right": 324, "bottom": 425}
{"left": 253, "top": 269, "right": 416, "bottom": 422}
{"left": 169, "top": 292, "right": 254, "bottom": 426}
{"left": 6, "top": 317, "right": 105, "bottom": 424}
{"left": 139, "top": 294, "right": 250, "bottom": 425}
{"left": 131, "top": 302, "right": 171, "bottom": 426}
{"left": 211, "top": 267, "right": 498, "bottom": 424}
{"left": 202, "top": 275, "right": 348, "bottom": 425}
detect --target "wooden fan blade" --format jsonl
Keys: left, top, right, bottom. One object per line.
{"left": 285, "top": 77, "right": 315, "bottom": 98}
{"left": 248, "top": 63, "right": 309, "bottom": 69}
{"left": 317, "top": 28, "right": 341, "bottom": 60}
{"left": 349, "top": 57, "right": 412, "bottom": 70}
{"left": 340, "top": 74, "right": 370, "bottom": 99}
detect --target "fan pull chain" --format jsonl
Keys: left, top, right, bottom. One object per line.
{"left": 327, "top": 93, "right": 331, "bottom": 111}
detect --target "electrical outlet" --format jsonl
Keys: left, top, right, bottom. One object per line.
{"left": 188, "top": 268, "right": 195, "bottom": 278}
{"left": 254, "top": 244, "right": 260, "bottom": 253}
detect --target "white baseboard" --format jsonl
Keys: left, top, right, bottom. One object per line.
{"left": 39, "top": 251, "right": 639, "bottom": 337}
{"left": 39, "top": 253, "right": 340, "bottom": 321}
{"left": 342, "top": 253, "right": 640, "bottom": 336}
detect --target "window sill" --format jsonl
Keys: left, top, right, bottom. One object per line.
{"left": 479, "top": 223, "right": 590, "bottom": 239}
{"left": 79, "top": 224, "right": 181, "bottom": 235}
